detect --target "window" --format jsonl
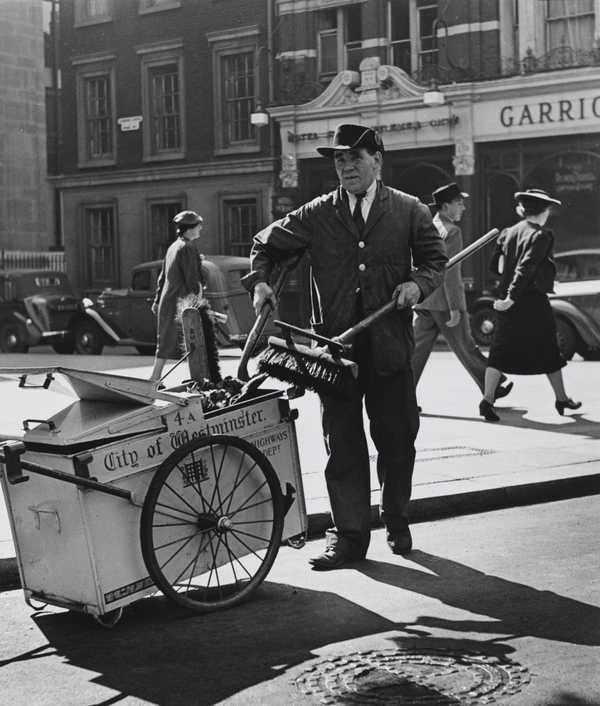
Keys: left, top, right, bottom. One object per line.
{"left": 221, "top": 52, "right": 255, "bottom": 147}
{"left": 75, "top": 62, "right": 116, "bottom": 167}
{"left": 545, "top": 0, "right": 594, "bottom": 51}
{"left": 317, "top": 6, "right": 363, "bottom": 78}
{"left": 140, "top": 46, "right": 185, "bottom": 161}
{"left": 139, "top": 0, "right": 181, "bottom": 13}
{"left": 223, "top": 198, "right": 258, "bottom": 256}
{"left": 132, "top": 269, "right": 152, "bottom": 291}
{"left": 387, "top": 0, "right": 439, "bottom": 75}
{"left": 389, "top": 0, "right": 411, "bottom": 72}
{"left": 148, "top": 201, "right": 183, "bottom": 260}
{"left": 84, "top": 75, "right": 113, "bottom": 159}
{"left": 418, "top": 2, "right": 439, "bottom": 70}
{"left": 74, "top": 0, "right": 112, "bottom": 26}
{"left": 150, "top": 65, "right": 181, "bottom": 151}
{"left": 208, "top": 26, "right": 260, "bottom": 154}
{"left": 83, "top": 205, "right": 118, "bottom": 288}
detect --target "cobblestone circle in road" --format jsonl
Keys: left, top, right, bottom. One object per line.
{"left": 294, "top": 647, "right": 531, "bottom": 704}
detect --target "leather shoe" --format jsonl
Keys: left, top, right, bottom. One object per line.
{"left": 386, "top": 527, "right": 412, "bottom": 555}
{"left": 479, "top": 399, "right": 499, "bottom": 422}
{"left": 494, "top": 381, "right": 513, "bottom": 401}
{"left": 309, "top": 546, "right": 358, "bottom": 570}
{"left": 555, "top": 398, "right": 582, "bottom": 416}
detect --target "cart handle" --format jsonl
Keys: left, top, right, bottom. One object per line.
{"left": 1, "top": 442, "right": 133, "bottom": 502}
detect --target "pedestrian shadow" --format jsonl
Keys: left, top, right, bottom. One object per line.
{"left": 357, "top": 549, "right": 600, "bottom": 647}
{"left": 422, "top": 407, "right": 600, "bottom": 440}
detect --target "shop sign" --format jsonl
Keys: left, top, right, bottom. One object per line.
{"left": 498, "top": 96, "right": 600, "bottom": 129}
{"left": 287, "top": 115, "right": 459, "bottom": 143}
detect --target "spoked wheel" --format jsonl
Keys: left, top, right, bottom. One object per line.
{"left": 140, "top": 434, "right": 284, "bottom": 613}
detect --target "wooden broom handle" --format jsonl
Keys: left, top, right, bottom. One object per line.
{"left": 336, "top": 228, "right": 500, "bottom": 345}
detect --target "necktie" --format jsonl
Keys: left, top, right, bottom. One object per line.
{"left": 352, "top": 192, "right": 366, "bottom": 234}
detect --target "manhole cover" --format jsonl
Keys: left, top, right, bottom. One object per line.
{"left": 295, "top": 647, "right": 530, "bottom": 704}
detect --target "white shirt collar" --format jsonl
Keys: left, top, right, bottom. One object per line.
{"left": 346, "top": 179, "right": 377, "bottom": 209}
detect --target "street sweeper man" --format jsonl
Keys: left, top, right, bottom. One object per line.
{"left": 242, "top": 124, "right": 448, "bottom": 570}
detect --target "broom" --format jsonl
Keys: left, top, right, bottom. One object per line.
{"left": 258, "top": 228, "right": 500, "bottom": 397}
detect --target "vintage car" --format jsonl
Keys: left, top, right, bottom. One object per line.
{"left": 74, "top": 255, "right": 278, "bottom": 355}
{"left": 0, "top": 269, "right": 84, "bottom": 353}
{"left": 469, "top": 248, "right": 600, "bottom": 360}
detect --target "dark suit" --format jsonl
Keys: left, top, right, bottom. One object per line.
{"left": 412, "top": 212, "right": 489, "bottom": 392}
{"left": 244, "top": 182, "right": 447, "bottom": 554}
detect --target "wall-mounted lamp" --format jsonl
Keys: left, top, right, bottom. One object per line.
{"left": 423, "top": 81, "right": 445, "bottom": 106}
{"left": 250, "top": 103, "right": 270, "bottom": 126}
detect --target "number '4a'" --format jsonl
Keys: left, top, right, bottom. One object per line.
{"left": 174, "top": 410, "right": 197, "bottom": 426}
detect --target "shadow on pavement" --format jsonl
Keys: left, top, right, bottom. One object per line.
{"left": 25, "top": 583, "right": 396, "bottom": 705}
{"left": 357, "top": 550, "right": 600, "bottom": 647}
{"left": 423, "top": 407, "right": 600, "bottom": 440}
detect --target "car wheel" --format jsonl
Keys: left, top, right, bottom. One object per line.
{"left": 0, "top": 322, "right": 29, "bottom": 353}
{"left": 135, "top": 345, "right": 156, "bottom": 356}
{"left": 555, "top": 317, "right": 578, "bottom": 361}
{"left": 470, "top": 306, "right": 496, "bottom": 347}
{"left": 52, "top": 336, "right": 75, "bottom": 354}
{"left": 74, "top": 321, "right": 104, "bottom": 355}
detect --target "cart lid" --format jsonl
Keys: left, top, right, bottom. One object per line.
{"left": 0, "top": 366, "right": 185, "bottom": 405}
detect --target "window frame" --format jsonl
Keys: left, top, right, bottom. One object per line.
{"left": 74, "top": 0, "right": 113, "bottom": 27}
{"left": 145, "top": 196, "right": 187, "bottom": 260}
{"left": 219, "top": 193, "right": 261, "bottom": 257}
{"left": 208, "top": 26, "right": 261, "bottom": 156}
{"left": 74, "top": 59, "right": 117, "bottom": 168}
{"left": 138, "top": 0, "right": 181, "bottom": 15}
{"left": 80, "top": 201, "right": 120, "bottom": 289}
{"left": 387, "top": 0, "right": 440, "bottom": 75}
{"left": 139, "top": 43, "right": 186, "bottom": 163}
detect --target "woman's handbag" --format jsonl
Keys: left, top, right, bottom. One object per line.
{"left": 489, "top": 231, "right": 506, "bottom": 275}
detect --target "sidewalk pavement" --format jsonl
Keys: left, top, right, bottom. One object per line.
{"left": 1, "top": 350, "right": 599, "bottom": 589}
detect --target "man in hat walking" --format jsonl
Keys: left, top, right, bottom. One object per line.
{"left": 242, "top": 124, "right": 447, "bottom": 569}
{"left": 412, "top": 183, "right": 513, "bottom": 406}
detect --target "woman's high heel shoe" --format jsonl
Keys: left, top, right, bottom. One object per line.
{"left": 479, "top": 399, "right": 500, "bottom": 422}
{"left": 555, "top": 398, "right": 582, "bottom": 416}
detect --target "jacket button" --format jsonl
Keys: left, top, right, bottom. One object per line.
{"left": 355, "top": 287, "right": 361, "bottom": 294}
{"left": 358, "top": 263, "right": 366, "bottom": 271}
{"left": 358, "top": 241, "right": 365, "bottom": 248}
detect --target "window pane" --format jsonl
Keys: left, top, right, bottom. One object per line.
{"left": 547, "top": 0, "right": 593, "bottom": 19}
{"left": 221, "top": 53, "right": 254, "bottom": 146}
{"left": 150, "top": 202, "right": 181, "bottom": 259}
{"left": 224, "top": 199, "right": 258, "bottom": 256}
{"left": 85, "top": 207, "right": 116, "bottom": 287}
{"left": 150, "top": 64, "right": 181, "bottom": 152}
{"left": 390, "top": 0, "right": 410, "bottom": 41}
{"left": 84, "top": 75, "right": 112, "bottom": 159}
{"left": 319, "top": 30, "right": 338, "bottom": 74}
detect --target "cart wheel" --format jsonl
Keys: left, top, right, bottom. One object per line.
{"left": 94, "top": 607, "right": 123, "bottom": 628}
{"left": 140, "top": 434, "right": 284, "bottom": 613}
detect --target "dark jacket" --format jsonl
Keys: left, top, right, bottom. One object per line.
{"left": 498, "top": 220, "right": 556, "bottom": 301}
{"left": 243, "top": 183, "right": 447, "bottom": 374}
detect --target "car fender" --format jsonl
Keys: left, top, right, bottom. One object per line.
{"left": 550, "top": 298, "right": 600, "bottom": 347}
{"left": 4, "top": 311, "right": 42, "bottom": 345}
{"left": 82, "top": 308, "right": 122, "bottom": 344}
{"left": 470, "top": 295, "right": 495, "bottom": 312}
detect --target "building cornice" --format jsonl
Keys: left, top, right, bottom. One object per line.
{"left": 50, "top": 158, "right": 277, "bottom": 189}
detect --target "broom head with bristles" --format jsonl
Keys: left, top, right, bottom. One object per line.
{"left": 258, "top": 336, "right": 358, "bottom": 398}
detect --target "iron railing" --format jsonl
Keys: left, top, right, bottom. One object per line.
{"left": 0, "top": 250, "right": 66, "bottom": 272}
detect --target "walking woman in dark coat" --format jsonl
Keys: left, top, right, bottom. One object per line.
{"left": 149, "top": 210, "right": 203, "bottom": 385}
{"left": 479, "top": 189, "right": 581, "bottom": 422}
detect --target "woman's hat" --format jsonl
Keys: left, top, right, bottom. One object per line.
{"left": 430, "top": 182, "right": 469, "bottom": 207}
{"left": 173, "top": 210, "right": 203, "bottom": 226}
{"left": 316, "top": 124, "right": 384, "bottom": 157}
{"left": 514, "top": 188, "right": 561, "bottom": 206}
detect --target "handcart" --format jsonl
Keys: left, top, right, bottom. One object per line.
{"left": 0, "top": 365, "right": 306, "bottom": 626}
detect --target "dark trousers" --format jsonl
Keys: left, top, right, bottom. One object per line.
{"left": 320, "top": 333, "right": 419, "bottom": 556}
